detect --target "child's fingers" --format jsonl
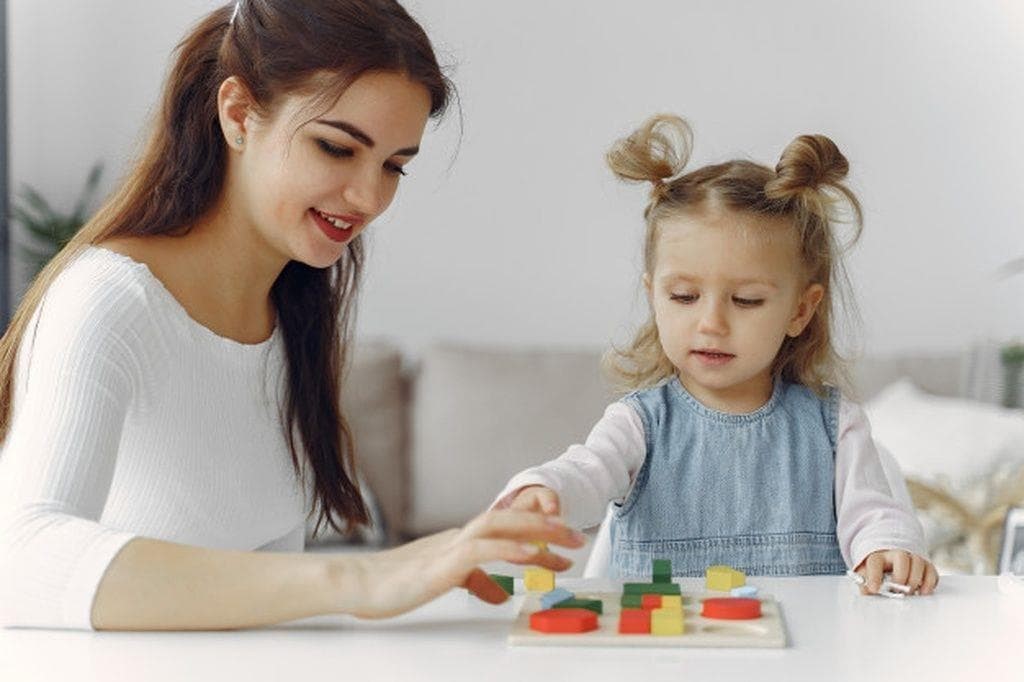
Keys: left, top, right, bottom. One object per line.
{"left": 906, "top": 554, "right": 926, "bottom": 593}
{"left": 889, "top": 551, "right": 911, "bottom": 588}
{"left": 538, "top": 490, "right": 560, "bottom": 515}
{"left": 863, "top": 552, "right": 887, "bottom": 593}
{"left": 920, "top": 562, "right": 939, "bottom": 595}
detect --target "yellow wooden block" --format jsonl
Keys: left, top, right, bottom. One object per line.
{"left": 523, "top": 567, "right": 555, "bottom": 592}
{"left": 706, "top": 565, "right": 746, "bottom": 591}
{"left": 651, "top": 607, "right": 684, "bottom": 635}
{"left": 661, "top": 595, "right": 683, "bottom": 610}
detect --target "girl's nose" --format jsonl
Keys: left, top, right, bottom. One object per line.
{"left": 696, "top": 300, "right": 729, "bottom": 335}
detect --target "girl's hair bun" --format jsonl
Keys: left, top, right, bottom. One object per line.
{"left": 606, "top": 114, "right": 693, "bottom": 199}
{"left": 765, "top": 134, "right": 849, "bottom": 202}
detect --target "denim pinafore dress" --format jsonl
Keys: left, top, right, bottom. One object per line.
{"left": 609, "top": 376, "right": 848, "bottom": 578}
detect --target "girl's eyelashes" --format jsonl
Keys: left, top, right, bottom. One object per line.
{"left": 315, "top": 139, "right": 409, "bottom": 176}
{"left": 668, "top": 293, "right": 765, "bottom": 307}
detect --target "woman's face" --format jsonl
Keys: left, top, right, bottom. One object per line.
{"left": 235, "top": 70, "right": 432, "bottom": 269}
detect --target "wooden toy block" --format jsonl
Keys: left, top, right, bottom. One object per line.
{"left": 509, "top": 590, "right": 788, "bottom": 647}
{"left": 731, "top": 585, "right": 758, "bottom": 598}
{"left": 705, "top": 565, "right": 745, "bottom": 591}
{"left": 530, "top": 608, "right": 599, "bottom": 633}
{"left": 620, "top": 594, "right": 643, "bottom": 608}
{"left": 553, "top": 598, "right": 603, "bottom": 615}
{"left": 618, "top": 608, "right": 651, "bottom": 634}
{"left": 540, "top": 587, "right": 574, "bottom": 610}
{"left": 650, "top": 607, "right": 684, "bottom": 635}
{"left": 488, "top": 573, "right": 514, "bottom": 595}
{"left": 660, "top": 595, "right": 683, "bottom": 610}
{"left": 640, "top": 594, "right": 662, "bottom": 610}
{"left": 524, "top": 567, "right": 555, "bottom": 592}
{"left": 652, "top": 559, "right": 672, "bottom": 583}
{"left": 623, "top": 582, "right": 681, "bottom": 595}
{"left": 701, "top": 597, "right": 762, "bottom": 620}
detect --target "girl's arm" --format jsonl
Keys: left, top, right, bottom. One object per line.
{"left": 491, "top": 402, "right": 647, "bottom": 529}
{"left": 833, "top": 396, "right": 928, "bottom": 570}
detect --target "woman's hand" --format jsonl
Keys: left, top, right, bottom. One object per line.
{"left": 853, "top": 550, "right": 939, "bottom": 596}
{"left": 332, "top": 508, "right": 585, "bottom": 619}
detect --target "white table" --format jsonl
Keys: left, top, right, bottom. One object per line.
{"left": 0, "top": 576, "right": 1020, "bottom": 682}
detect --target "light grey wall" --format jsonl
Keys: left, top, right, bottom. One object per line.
{"left": 9, "top": 1, "right": 1024, "bottom": 356}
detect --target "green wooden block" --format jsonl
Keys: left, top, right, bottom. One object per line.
{"left": 488, "top": 573, "right": 514, "bottom": 595}
{"left": 553, "top": 598, "right": 603, "bottom": 615}
{"left": 620, "top": 593, "right": 643, "bottom": 608}
{"left": 652, "top": 559, "right": 672, "bottom": 583}
{"left": 623, "top": 582, "right": 681, "bottom": 595}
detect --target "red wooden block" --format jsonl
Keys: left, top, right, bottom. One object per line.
{"left": 618, "top": 608, "right": 651, "bottom": 634}
{"left": 641, "top": 594, "right": 662, "bottom": 610}
{"left": 701, "top": 597, "right": 762, "bottom": 620}
{"left": 530, "top": 608, "right": 599, "bottom": 633}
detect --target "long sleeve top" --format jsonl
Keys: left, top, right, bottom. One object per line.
{"left": 494, "top": 398, "right": 926, "bottom": 571}
{"left": 0, "top": 247, "right": 308, "bottom": 630}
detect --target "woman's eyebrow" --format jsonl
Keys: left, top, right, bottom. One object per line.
{"left": 315, "top": 119, "right": 420, "bottom": 156}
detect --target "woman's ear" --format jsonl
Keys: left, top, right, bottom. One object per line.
{"left": 217, "top": 76, "right": 254, "bottom": 149}
{"left": 786, "top": 283, "right": 825, "bottom": 337}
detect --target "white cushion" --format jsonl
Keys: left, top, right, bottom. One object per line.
{"left": 864, "top": 378, "right": 1024, "bottom": 487}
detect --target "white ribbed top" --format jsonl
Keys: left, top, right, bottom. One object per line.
{"left": 0, "top": 247, "right": 309, "bottom": 630}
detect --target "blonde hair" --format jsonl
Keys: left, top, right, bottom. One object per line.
{"left": 603, "top": 114, "right": 863, "bottom": 399}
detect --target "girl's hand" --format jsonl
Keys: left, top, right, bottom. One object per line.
{"left": 508, "top": 485, "right": 561, "bottom": 516}
{"left": 853, "top": 550, "right": 939, "bottom": 596}
{"left": 334, "top": 508, "right": 584, "bottom": 619}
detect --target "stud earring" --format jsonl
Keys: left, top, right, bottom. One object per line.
{"left": 235, "top": 136, "right": 244, "bottom": 146}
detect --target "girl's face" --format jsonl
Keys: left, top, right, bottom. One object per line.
{"left": 644, "top": 208, "right": 824, "bottom": 412}
{"left": 233, "top": 70, "right": 432, "bottom": 269}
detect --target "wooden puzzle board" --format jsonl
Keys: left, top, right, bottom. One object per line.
{"left": 508, "top": 589, "right": 787, "bottom": 648}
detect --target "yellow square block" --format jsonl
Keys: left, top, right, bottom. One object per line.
{"left": 706, "top": 565, "right": 745, "bottom": 591}
{"left": 661, "top": 595, "right": 683, "bottom": 610}
{"left": 523, "top": 567, "right": 555, "bottom": 592}
{"left": 651, "top": 607, "right": 684, "bottom": 635}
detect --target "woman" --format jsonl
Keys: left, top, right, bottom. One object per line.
{"left": 0, "top": 0, "right": 582, "bottom": 631}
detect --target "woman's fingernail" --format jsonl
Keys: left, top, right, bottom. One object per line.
{"left": 520, "top": 543, "right": 541, "bottom": 556}
{"left": 545, "top": 516, "right": 567, "bottom": 526}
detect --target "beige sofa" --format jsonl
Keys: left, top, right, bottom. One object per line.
{"left": 311, "top": 341, "right": 967, "bottom": 564}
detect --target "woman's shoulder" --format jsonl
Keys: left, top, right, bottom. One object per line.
{"left": 48, "top": 245, "right": 152, "bottom": 310}
{"left": 33, "top": 245, "right": 164, "bottom": 345}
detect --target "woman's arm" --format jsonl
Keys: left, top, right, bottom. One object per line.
{"left": 92, "top": 509, "right": 584, "bottom": 629}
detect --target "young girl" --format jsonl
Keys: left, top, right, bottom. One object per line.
{"left": 0, "top": 0, "right": 582, "bottom": 631}
{"left": 495, "top": 114, "right": 938, "bottom": 596}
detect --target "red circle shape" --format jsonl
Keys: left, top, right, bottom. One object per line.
{"left": 701, "top": 598, "right": 762, "bottom": 620}
{"left": 530, "top": 608, "right": 599, "bottom": 633}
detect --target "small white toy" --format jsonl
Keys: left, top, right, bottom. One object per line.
{"left": 846, "top": 569, "right": 911, "bottom": 598}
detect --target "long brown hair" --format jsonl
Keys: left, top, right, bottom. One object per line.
{"left": 0, "top": 0, "right": 452, "bottom": 537}
{"left": 604, "top": 114, "right": 863, "bottom": 398}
